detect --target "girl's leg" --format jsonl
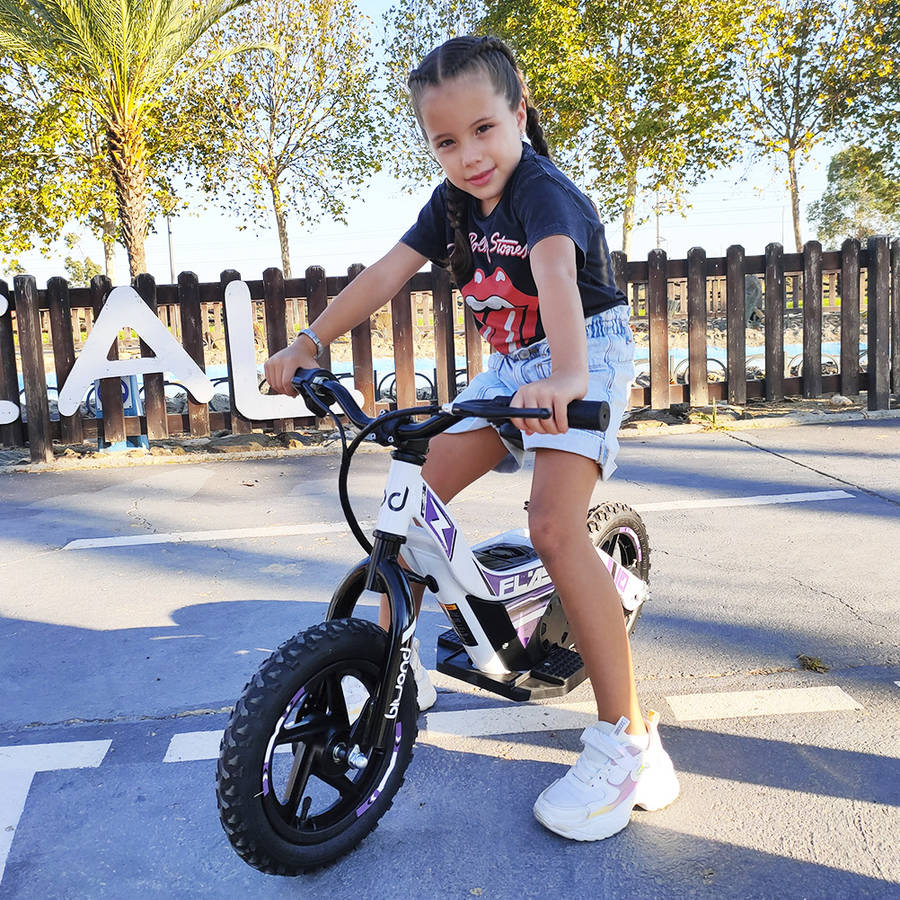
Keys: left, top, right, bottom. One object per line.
{"left": 378, "top": 427, "right": 508, "bottom": 630}
{"left": 527, "top": 448, "right": 646, "bottom": 737}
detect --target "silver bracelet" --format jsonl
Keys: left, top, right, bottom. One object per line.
{"left": 298, "top": 327, "right": 324, "bottom": 359}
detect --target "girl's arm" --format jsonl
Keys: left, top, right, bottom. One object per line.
{"left": 510, "top": 234, "right": 588, "bottom": 435}
{"left": 265, "top": 242, "right": 428, "bottom": 395}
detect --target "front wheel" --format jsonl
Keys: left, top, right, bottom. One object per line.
{"left": 587, "top": 502, "right": 651, "bottom": 635}
{"left": 216, "top": 618, "right": 417, "bottom": 875}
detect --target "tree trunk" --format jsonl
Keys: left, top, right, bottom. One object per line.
{"left": 271, "top": 178, "right": 292, "bottom": 279}
{"left": 787, "top": 146, "right": 802, "bottom": 253}
{"left": 622, "top": 168, "right": 638, "bottom": 257}
{"left": 107, "top": 119, "right": 148, "bottom": 277}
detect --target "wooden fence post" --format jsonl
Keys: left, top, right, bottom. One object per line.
{"left": 726, "top": 245, "right": 746, "bottom": 405}
{"left": 686, "top": 247, "right": 709, "bottom": 407}
{"left": 47, "top": 277, "right": 84, "bottom": 445}
{"left": 134, "top": 273, "right": 168, "bottom": 440}
{"left": 13, "top": 275, "right": 53, "bottom": 463}
{"left": 891, "top": 238, "right": 899, "bottom": 396}
{"left": 764, "top": 243, "right": 785, "bottom": 401}
{"left": 802, "top": 241, "right": 823, "bottom": 398}
{"left": 611, "top": 251, "right": 627, "bottom": 298}
{"left": 348, "top": 264, "right": 375, "bottom": 414}
{"left": 867, "top": 236, "right": 890, "bottom": 410}
{"left": 432, "top": 263, "right": 457, "bottom": 404}
{"left": 840, "top": 238, "right": 861, "bottom": 397}
{"left": 263, "top": 267, "right": 292, "bottom": 432}
{"left": 390, "top": 280, "right": 416, "bottom": 408}
{"left": 177, "top": 271, "right": 210, "bottom": 437}
{"left": 89, "top": 274, "right": 125, "bottom": 446}
{"left": 304, "top": 266, "right": 330, "bottom": 372}
{"left": 0, "top": 278, "right": 25, "bottom": 447}
{"left": 220, "top": 269, "right": 252, "bottom": 434}
{"left": 464, "top": 303, "right": 483, "bottom": 382}
{"left": 647, "top": 249, "right": 669, "bottom": 410}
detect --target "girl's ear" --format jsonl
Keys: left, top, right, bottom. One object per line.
{"left": 515, "top": 98, "right": 527, "bottom": 135}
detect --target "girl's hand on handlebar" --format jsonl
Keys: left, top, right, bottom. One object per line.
{"left": 264, "top": 338, "right": 318, "bottom": 396}
{"left": 510, "top": 371, "right": 587, "bottom": 435}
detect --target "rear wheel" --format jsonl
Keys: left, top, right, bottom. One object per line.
{"left": 216, "top": 618, "right": 417, "bottom": 875}
{"left": 587, "top": 502, "right": 651, "bottom": 635}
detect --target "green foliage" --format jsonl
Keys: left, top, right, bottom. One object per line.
{"left": 851, "top": 0, "right": 899, "bottom": 177}
{"left": 0, "top": 52, "right": 117, "bottom": 269}
{"left": 382, "top": 0, "right": 485, "bottom": 187}
{"left": 184, "top": 0, "right": 382, "bottom": 277}
{"left": 0, "top": 0, "right": 257, "bottom": 276}
{"left": 808, "top": 145, "right": 900, "bottom": 246}
{"left": 736, "top": 0, "right": 890, "bottom": 249}
{"left": 383, "top": 0, "right": 745, "bottom": 254}
{"left": 488, "top": 0, "right": 745, "bottom": 242}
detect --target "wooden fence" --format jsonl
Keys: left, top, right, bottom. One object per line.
{"left": 1, "top": 237, "right": 897, "bottom": 463}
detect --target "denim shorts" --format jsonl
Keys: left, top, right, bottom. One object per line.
{"left": 446, "top": 305, "right": 635, "bottom": 480}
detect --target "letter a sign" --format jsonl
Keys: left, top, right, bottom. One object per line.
{"left": 57, "top": 287, "right": 215, "bottom": 416}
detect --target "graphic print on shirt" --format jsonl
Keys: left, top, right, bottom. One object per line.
{"left": 462, "top": 266, "right": 540, "bottom": 353}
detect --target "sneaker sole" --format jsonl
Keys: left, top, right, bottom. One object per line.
{"left": 533, "top": 798, "right": 635, "bottom": 842}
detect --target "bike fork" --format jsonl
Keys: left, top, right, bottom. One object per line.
{"left": 326, "top": 542, "right": 416, "bottom": 752}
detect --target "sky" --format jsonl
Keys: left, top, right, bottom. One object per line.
{"left": 5, "top": 0, "right": 837, "bottom": 288}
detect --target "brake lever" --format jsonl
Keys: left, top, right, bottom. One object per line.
{"left": 290, "top": 367, "right": 334, "bottom": 418}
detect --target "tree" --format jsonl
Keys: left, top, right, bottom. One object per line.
{"left": 808, "top": 145, "right": 900, "bottom": 246}
{"left": 736, "top": 0, "right": 887, "bottom": 251}
{"left": 382, "top": 0, "right": 484, "bottom": 187}
{"left": 63, "top": 233, "right": 103, "bottom": 285}
{"left": 0, "top": 0, "right": 256, "bottom": 277}
{"left": 853, "top": 0, "right": 899, "bottom": 178}
{"left": 185, "top": 0, "right": 382, "bottom": 278}
{"left": 0, "top": 52, "right": 119, "bottom": 277}
{"left": 384, "top": 0, "right": 745, "bottom": 256}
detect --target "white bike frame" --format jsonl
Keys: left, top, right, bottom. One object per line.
{"left": 375, "top": 456, "right": 649, "bottom": 677}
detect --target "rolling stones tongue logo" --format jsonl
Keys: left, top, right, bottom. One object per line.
{"left": 463, "top": 267, "right": 539, "bottom": 353}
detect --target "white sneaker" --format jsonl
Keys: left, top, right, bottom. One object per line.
{"left": 411, "top": 638, "right": 437, "bottom": 711}
{"left": 633, "top": 710, "right": 680, "bottom": 811}
{"left": 533, "top": 717, "right": 643, "bottom": 841}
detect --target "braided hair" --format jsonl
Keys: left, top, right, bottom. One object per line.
{"left": 408, "top": 36, "right": 550, "bottom": 287}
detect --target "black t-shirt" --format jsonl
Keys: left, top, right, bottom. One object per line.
{"left": 400, "top": 143, "right": 625, "bottom": 354}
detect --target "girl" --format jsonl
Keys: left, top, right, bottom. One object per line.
{"left": 265, "top": 35, "right": 680, "bottom": 842}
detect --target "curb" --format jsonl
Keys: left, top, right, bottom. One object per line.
{"left": 2, "top": 408, "right": 898, "bottom": 475}
{"left": 619, "top": 407, "right": 900, "bottom": 439}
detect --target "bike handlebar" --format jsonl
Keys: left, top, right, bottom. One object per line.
{"left": 291, "top": 368, "right": 610, "bottom": 443}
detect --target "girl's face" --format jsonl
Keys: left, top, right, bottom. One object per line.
{"left": 418, "top": 72, "right": 527, "bottom": 216}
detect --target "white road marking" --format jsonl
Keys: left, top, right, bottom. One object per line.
{"left": 665, "top": 686, "right": 862, "bottom": 722}
{"left": 0, "top": 740, "right": 111, "bottom": 881}
{"left": 59, "top": 491, "right": 853, "bottom": 551}
{"left": 164, "top": 731, "right": 222, "bottom": 763}
{"left": 632, "top": 489, "right": 853, "bottom": 513}
{"left": 62, "top": 521, "right": 353, "bottom": 551}
{"left": 422, "top": 702, "right": 597, "bottom": 738}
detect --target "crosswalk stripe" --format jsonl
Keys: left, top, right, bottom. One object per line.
{"left": 664, "top": 686, "right": 862, "bottom": 722}
{"left": 422, "top": 702, "right": 597, "bottom": 738}
{"left": 0, "top": 740, "right": 111, "bottom": 882}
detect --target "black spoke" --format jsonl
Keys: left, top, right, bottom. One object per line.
{"left": 273, "top": 711, "right": 331, "bottom": 747}
{"left": 280, "top": 742, "right": 317, "bottom": 820}
{"left": 316, "top": 768, "right": 359, "bottom": 798}
{"left": 325, "top": 674, "right": 351, "bottom": 727}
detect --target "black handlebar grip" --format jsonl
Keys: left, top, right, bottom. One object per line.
{"left": 566, "top": 399, "right": 611, "bottom": 432}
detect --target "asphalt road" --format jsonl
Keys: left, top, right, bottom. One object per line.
{"left": 1, "top": 417, "right": 898, "bottom": 898}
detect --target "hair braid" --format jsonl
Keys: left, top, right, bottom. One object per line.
{"left": 445, "top": 179, "right": 474, "bottom": 287}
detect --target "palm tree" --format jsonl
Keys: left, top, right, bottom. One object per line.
{"left": 0, "top": 0, "right": 253, "bottom": 276}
